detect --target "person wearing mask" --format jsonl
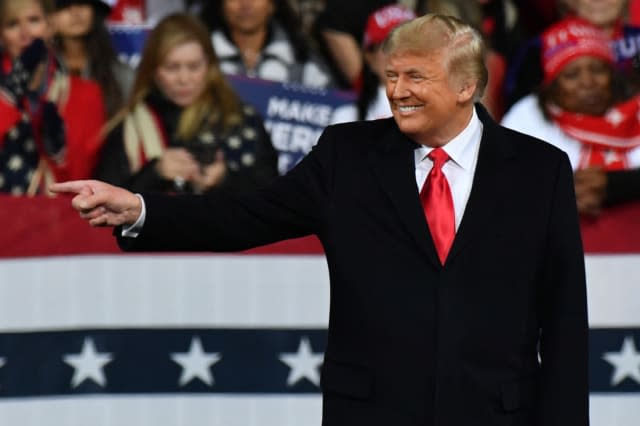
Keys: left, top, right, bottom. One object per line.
{"left": 95, "top": 13, "right": 278, "bottom": 194}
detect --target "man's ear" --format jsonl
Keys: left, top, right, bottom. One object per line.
{"left": 456, "top": 79, "right": 477, "bottom": 103}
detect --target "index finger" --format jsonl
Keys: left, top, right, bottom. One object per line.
{"left": 49, "top": 180, "right": 95, "bottom": 195}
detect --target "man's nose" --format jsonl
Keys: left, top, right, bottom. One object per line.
{"left": 177, "top": 68, "right": 190, "bottom": 84}
{"left": 577, "top": 70, "right": 597, "bottom": 87}
{"left": 19, "top": 23, "right": 33, "bottom": 46}
{"left": 391, "top": 78, "right": 409, "bottom": 98}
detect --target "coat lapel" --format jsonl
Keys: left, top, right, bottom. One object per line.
{"left": 366, "top": 107, "right": 516, "bottom": 268}
{"left": 446, "top": 105, "right": 516, "bottom": 264}
{"left": 367, "top": 121, "right": 442, "bottom": 269}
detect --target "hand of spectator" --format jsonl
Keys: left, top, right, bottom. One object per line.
{"left": 193, "top": 150, "right": 227, "bottom": 192}
{"left": 20, "top": 38, "right": 48, "bottom": 73}
{"left": 41, "top": 101, "right": 66, "bottom": 161}
{"left": 49, "top": 180, "right": 142, "bottom": 227}
{"left": 3, "top": 38, "right": 48, "bottom": 98}
{"left": 155, "top": 147, "right": 200, "bottom": 186}
{"left": 574, "top": 167, "right": 608, "bottom": 217}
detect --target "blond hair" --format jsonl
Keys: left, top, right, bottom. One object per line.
{"left": 382, "top": 13, "right": 488, "bottom": 101}
{"left": 0, "top": 0, "right": 53, "bottom": 22}
{"left": 106, "top": 13, "right": 242, "bottom": 140}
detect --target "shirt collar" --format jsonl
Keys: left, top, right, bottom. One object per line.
{"left": 413, "top": 107, "right": 483, "bottom": 170}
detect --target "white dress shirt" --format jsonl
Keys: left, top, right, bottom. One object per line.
{"left": 124, "top": 107, "right": 484, "bottom": 236}
{"left": 413, "top": 107, "right": 483, "bottom": 231}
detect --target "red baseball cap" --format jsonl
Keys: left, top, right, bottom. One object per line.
{"left": 363, "top": 4, "right": 416, "bottom": 49}
{"left": 541, "top": 17, "right": 615, "bottom": 85}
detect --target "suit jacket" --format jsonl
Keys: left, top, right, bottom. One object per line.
{"left": 119, "top": 105, "right": 588, "bottom": 426}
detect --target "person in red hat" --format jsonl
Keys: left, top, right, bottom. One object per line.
{"left": 331, "top": 4, "right": 415, "bottom": 123}
{"left": 359, "top": 4, "right": 416, "bottom": 120}
{"left": 503, "top": 16, "right": 640, "bottom": 216}
{"left": 51, "top": 0, "right": 134, "bottom": 118}
{"left": 505, "top": 0, "right": 640, "bottom": 109}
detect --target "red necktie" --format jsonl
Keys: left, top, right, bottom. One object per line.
{"left": 420, "top": 148, "right": 455, "bottom": 265}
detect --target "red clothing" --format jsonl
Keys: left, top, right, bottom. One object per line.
{"left": 631, "top": 0, "right": 640, "bottom": 26}
{"left": 0, "top": 62, "right": 106, "bottom": 189}
{"left": 53, "top": 76, "right": 106, "bottom": 182}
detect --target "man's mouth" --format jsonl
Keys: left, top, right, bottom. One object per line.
{"left": 397, "top": 105, "right": 424, "bottom": 113}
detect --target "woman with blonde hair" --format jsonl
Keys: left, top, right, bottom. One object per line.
{"left": 0, "top": 0, "right": 106, "bottom": 195}
{"left": 95, "top": 13, "right": 278, "bottom": 194}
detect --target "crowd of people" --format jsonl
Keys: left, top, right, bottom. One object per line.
{"left": 2, "top": 0, "right": 640, "bottom": 215}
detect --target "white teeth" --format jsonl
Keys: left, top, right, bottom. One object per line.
{"left": 398, "top": 105, "right": 421, "bottom": 112}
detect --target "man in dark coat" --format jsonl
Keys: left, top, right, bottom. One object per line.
{"left": 51, "top": 14, "right": 588, "bottom": 426}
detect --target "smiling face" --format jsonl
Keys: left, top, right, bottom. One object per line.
{"left": 550, "top": 55, "right": 613, "bottom": 116}
{"left": 385, "top": 49, "right": 475, "bottom": 146}
{"left": 154, "top": 41, "right": 209, "bottom": 107}
{"left": 0, "top": 0, "right": 51, "bottom": 59}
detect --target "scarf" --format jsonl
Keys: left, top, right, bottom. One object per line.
{"left": 548, "top": 96, "right": 640, "bottom": 170}
{"left": 0, "top": 52, "right": 68, "bottom": 195}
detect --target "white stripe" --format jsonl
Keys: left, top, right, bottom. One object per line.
{"left": 590, "top": 395, "right": 640, "bottom": 426}
{"left": 0, "top": 255, "right": 330, "bottom": 330}
{"left": 0, "top": 395, "right": 322, "bottom": 426}
{"left": 586, "top": 255, "right": 640, "bottom": 326}
{"left": 0, "top": 394, "right": 637, "bottom": 425}
{"left": 1, "top": 254, "right": 639, "bottom": 329}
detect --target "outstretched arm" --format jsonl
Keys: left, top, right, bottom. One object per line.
{"left": 51, "top": 124, "right": 337, "bottom": 253}
{"left": 49, "top": 180, "right": 142, "bottom": 227}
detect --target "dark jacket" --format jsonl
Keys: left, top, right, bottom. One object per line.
{"left": 119, "top": 105, "right": 588, "bottom": 426}
{"left": 96, "top": 91, "right": 277, "bottom": 194}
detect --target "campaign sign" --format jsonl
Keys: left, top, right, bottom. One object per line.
{"left": 107, "top": 23, "right": 150, "bottom": 69}
{"left": 227, "top": 76, "right": 357, "bottom": 174}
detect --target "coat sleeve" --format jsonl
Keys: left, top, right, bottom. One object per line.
{"left": 117, "top": 123, "right": 337, "bottom": 252}
{"left": 538, "top": 153, "right": 589, "bottom": 426}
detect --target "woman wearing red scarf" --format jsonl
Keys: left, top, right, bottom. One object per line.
{"left": 502, "top": 16, "right": 640, "bottom": 216}
{"left": 504, "top": 0, "right": 640, "bottom": 108}
{"left": 0, "top": 0, "right": 106, "bottom": 195}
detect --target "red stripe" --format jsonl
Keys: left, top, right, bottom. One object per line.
{"left": 0, "top": 195, "right": 637, "bottom": 257}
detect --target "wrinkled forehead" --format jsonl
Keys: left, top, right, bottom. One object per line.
{"left": 385, "top": 47, "right": 447, "bottom": 67}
